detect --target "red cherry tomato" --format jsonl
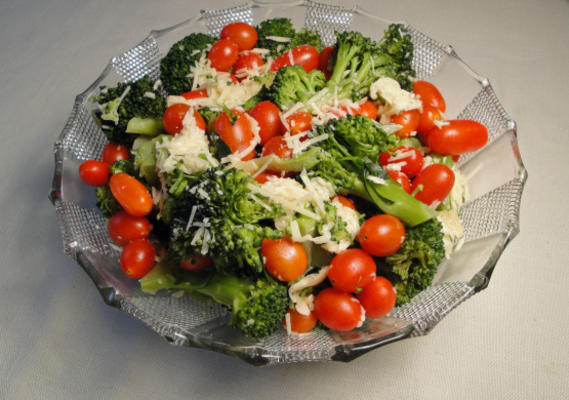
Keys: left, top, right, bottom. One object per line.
{"left": 314, "top": 288, "right": 364, "bottom": 332}
{"left": 286, "top": 112, "right": 312, "bottom": 135}
{"left": 332, "top": 194, "right": 356, "bottom": 210}
{"left": 220, "top": 22, "right": 257, "bottom": 51}
{"left": 109, "top": 173, "right": 153, "bottom": 217}
{"left": 386, "top": 170, "right": 411, "bottom": 193}
{"left": 283, "top": 309, "right": 318, "bottom": 334}
{"left": 358, "top": 214, "right": 405, "bottom": 257}
{"left": 390, "top": 109, "right": 420, "bottom": 138}
{"left": 214, "top": 109, "right": 255, "bottom": 160}
{"left": 163, "top": 104, "right": 206, "bottom": 135}
{"left": 379, "top": 145, "right": 424, "bottom": 178}
{"left": 120, "top": 238, "right": 156, "bottom": 279}
{"left": 328, "top": 249, "right": 377, "bottom": 293}
{"left": 180, "top": 254, "right": 213, "bottom": 271}
{"left": 417, "top": 105, "right": 443, "bottom": 139}
{"left": 181, "top": 89, "right": 208, "bottom": 100}
{"left": 107, "top": 211, "right": 152, "bottom": 246}
{"left": 233, "top": 51, "right": 264, "bottom": 80}
{"left": 261, "top": 238, "right": 307, "bottom": 282}
{"left": 411, "top": 163, "right": 455, "bottom": 207}
{"left": 208, "top": 39, "right": 239, "bottom": 71}
{"left": 248, "top": 101, "right": 284, "bottom": 144}
{"left": 426, "top": 120, "right": 488, "bottom": 156}
{"left": 413, "top": 80, "right": 446, "bottom": 112}
{"left": 357, "top": 277, "right": 396, "bottom": 318}
{"left": 357, "top": 100, "right": 378, "bottom": 120}
{"left": 318, "top": 46, "right": 334, "bottom": 79}
{"left": 101, "top": 142, "right": 130, "bottom": 165}
{"left": 78, "top": 160, "right": 110, "bottom": 186}
{"left": 253, "top": 171, "right": 278, "bottom": 184}
{"left": 270, "top": 45, "right": 319, "bottom": 73}
{"left": 261, "top": 135, "right": 292, "bottom": 159}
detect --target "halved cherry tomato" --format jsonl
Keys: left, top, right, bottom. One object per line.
{"left": 314, "top": 288, "right": 364, "bottom": 332}
{"left": 180, "top": 254, "right": 213, "bottom": 271}
{"left": 426, "top": 120, "right": 488, "bottom": 156}
{"left": 318, "top": 46, "right": 334, "bottom": 79}
{"left": 386, "top": 170, "right": 411, "bottom": 193}
{"left": 101, "top": 142, "right": 130, "bottom": 165}
{"left": 417, "top": 105, "right": 443, "bottom": 138}
{"left": 78, "top": 160, "right": 110, "bottom": 186}
{"left": 109, "top": 173, "right": 153, "bottom": 217}
{"left": 214, "top": 109, "right": 255, "bottom": 160}
{"left": 107, "top": 211, "right": 152, "bottom": 246}
{"left": 120, "top": 238, "right": 156, "bottom": 279}
{"left": 283, "top": 309, "right": 318, "bottom": 334}
{"left": 379, "top": 145, "right": 424, "bottom": 178}
{"left": 286, "top": 112, "right": 312, "bottom": 135}
{"left": 357, "top": 100, "right": 378, "bottom": 120}
{"left": 328, "top": 249, "right": 376, "bottom": 293}
{"left": 413, "top": 80, "right": 446, "bottom": 112}
{"left": 358, "top": 214, "right": 405, "bottom": 257}
{"left": 208, "top": 39, "right": 239, "bottom": 71}
{"left": 233, "top": 51, "right": 264, "bottom": 80}
{"left": 261, "top": 237, "right": 307, "bottom": 282}
{"left": 411, "top": 163, "right": 455, "bottom": 207}
{"left": 390, "top": 109, "right": 420, "bottom": 138}
{"left": 261, "top": 135, "right": 293, "bottom": 159}
{"left": 270, "top": 44, "right": 319, "bottom": 73}
{"left": 163, "top": 104, "right": 206, "bottom": 135}
{"left": 220, "top": 22, "right": 257, "bottom": 51}
{"left": 181, "top": 89, "right": 208, "bottom": 100}
{"left": 248, "top": 101, "right": 284, "bottom": 144}
{"left": 332, "top": 194, "right": 356, "bottom": 210}
{"left": 357, "top": 277, "right": 396, "bottom": 318}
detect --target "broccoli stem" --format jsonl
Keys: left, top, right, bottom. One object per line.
{"left": 126, "top": 117, "right": 164, "bottom": 135}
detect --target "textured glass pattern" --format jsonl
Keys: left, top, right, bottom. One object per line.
{"left": 50, "top": 1, "right": 526, "bottom": 365}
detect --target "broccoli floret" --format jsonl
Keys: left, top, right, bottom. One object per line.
{"left": 92, "top": 76, "right": 166, "bottom": 146}
{"left": 110, "top": 158, "right": 136, "bottom": 175}
{"left": 96, "top": 185, "right": 120, "bottom": 217}
{"left": 268, "top": 65, "right": 326, "bottom": 110}
{"left": 197, "top": 107, "right": 221, "bottom": 134}
{"left": 159, "top": 33, "right": 216, "bottom": 95}
{"left": 255, "top": 18, "right": 297, "bottom": 58}
{"left": 289, "top": 28, "right": 323, "bottom": 51}
{"left": 377, "top": 219, "right": 445, "bottom": 305}
{"left": 377, "top": 24, "right": 416, "bottom": 91}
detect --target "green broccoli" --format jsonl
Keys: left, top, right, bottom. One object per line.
{"left": 289, "top": 27, "right": 323, "bottom": 51}
{"left": 92, "top": 76, "right": 166, "bottom": 146}
{"left": 268, "top": 65, "right": 326, "bottom": 110}
{"left": 159, "top": 32, "right": 216, "bottom": 95}
{"left": 376, "top": 24, "right": 416, "bottom": 91}
{"left": 95, "top": 185, "right": 120, "bottom": 218}
{"left": 109, "top": 158, "right": 136, "bottom": 175}
{"left": 255, "top": 18, "right": 297, "bottom": 58}
{"left": 377, "top": 219, "right": 445, "bottom": 305}
{"left": 140, "top": 263, "right": 288, "bottom": 338}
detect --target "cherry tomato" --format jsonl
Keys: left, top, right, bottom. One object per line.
{"left": 233, "top": 51, "right": 264, "bottom": 80}
{"left": 283, "top": 309, "right": 318, "bottom": 334}
{"left": 318, "top": 46, "right": 334, "bottom": 79}
{"left": 253, "top": 171, "right": 278, "bottom": 184}
{"left": 413, "top": 80, "right": 446, "bottom": 112}
{"left": 426, "top": 120, "right": 488, "bottom": 156}
{"left": 180, "top": 254, "right": 213, "bottom": 271}
{"left": 163, "top": 104, "right": 206, "bottom": 135}
{"left": 181, "top": 89, "right": 208, "bottom": 100}
{"left": 248, "top": 101, "right": 284, "bottom": 144}
{"left": 78, "top": 160, "right": 110, "bottom": 186}
{"left": 379, "top": 146, "right": 424, "bottom": 178}
{"left": 270, "top": 44, "right": 319, "bottom": 73}
{"left": 358, "top": 214, "right": 405, "bottom": 257}
{"left": 220, "top": 22, "right": 257, "bottom": 51}
{"left": 314, "top": 288, "right": 364, "bottom": 332}
{"left": 417, "top": 105, "right": 443, "bottom": 138}
{"left": 386, "top": 170, "right": 412, "bottom": 194}
{"left": 261, "top": 237, "right": 307, "bottom": 282}
{"left": 107, "top": 211, "right": 152, "bottom": 246}
{"left": 261, "top": 135, "right": 292, "bottom": 159}
{"left": 214, "top": 109, "right": 255, "bottom": 160}
{"left": 357, "top": 100, "right": 378, "bottom": 120}
{"left": 120, "top": 238, "right": 156, "bottom": 279}
{"left": 101, "top": 142, "right": 130, "bottom": 165}
{"left": 286, "top": 112, "right": 312, "bottom": 135}
{"left": 208, "top": 39, "right": 239, "bottom": 71}
{"left": 332, "top": 194, "right": 356, "bottom": 210}
{"left": 109, "top": 173, "right": 153, "bottom": 217}
{"left": 411, "top": 163, "right": 455, "bottom": 207}
{"left": 390, "top": 109, "right": 420, "bottom": 138}
{"left": 356, "top": 277, "right": 396, "bottom": 318}
{"left": 328, "top": 249, "right": 376, "bottom": 293}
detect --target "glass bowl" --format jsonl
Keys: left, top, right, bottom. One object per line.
{"left": 49, "top": 0, "right": 527, "bottom": 365}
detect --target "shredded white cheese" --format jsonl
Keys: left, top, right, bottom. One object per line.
{"left": 369, "top": 77, "right": 422, "bottom": 122}
{"left": 289, "top": 266, "right": 330, "bottom": 316}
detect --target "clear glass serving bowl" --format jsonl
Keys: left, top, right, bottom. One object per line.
{"left": 49, "top": 0, "right": 527, "bottom": 365}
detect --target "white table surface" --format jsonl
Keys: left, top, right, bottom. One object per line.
{"left": 1, "top": 0, "right": 568, "bottom": 398}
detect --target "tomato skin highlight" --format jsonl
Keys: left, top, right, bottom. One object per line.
{"left": 107, "top": 211, "right": 152, "bottom": 246}
{"left": 109, "top": 173, "right": 153, "bottom": 217}
{"left": 248, "top": 101, "right": 284, "bottom": 144}
{"left": 270, "top": 44, "right": 319, "bottom": 72}
{"left": 120, "top": 239, "right": 156, "bottom": 279}
{"left": 79, "top": 160, "right": 110, "bottom": 186}
{"left": 358, "top": 214, "right": 405, "bottom": 257}
{"left": 261, "top": 238, "right": 307, "bottom": 282}
{"left": 411, "top": 163, "right": 455, "bottom": 207}
{"left": 163, "top": 104, "right": 205, "bottom": 135}
{"left": 390, "top": 109, "right": 420, "bottom": 138}
{"left": 413, "top": 80, "right": 446, "bottom": 112}
{"left": 314, "top": 288, "right": 364, "bottom": 332}
{"left": 283, "top": 309, "right": 318, "bottom": 333}
{"left": 180, "top": 254, "right": 213, "bottom": 271}
{"left": 220, "top": 22, "right": 257, "bottom": 51}
{"left": 208, "top": 39, "right": 239, "bottom": 71}
{"left": 328, "top": 249, "right": 377, "bottom": 293}
{"left": 214, "top": 109, "right": 255, "bottom": 160}
{"left": 386, "top": 170, "right": 411, "bottom": 193}
{"left": 379, "top": 145, "right": 424, "bottom": 178}
{"left": 101, "top": 142, "right": 130, "bottom": 165}
{"left": 357, "top": 277, "right": 396, "bottom": 318}
{"left": 286, "top": 112, "right": 312, "bottom": 136}
{"left": 427, "top": 120, "right": 488, "bottom": 156}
